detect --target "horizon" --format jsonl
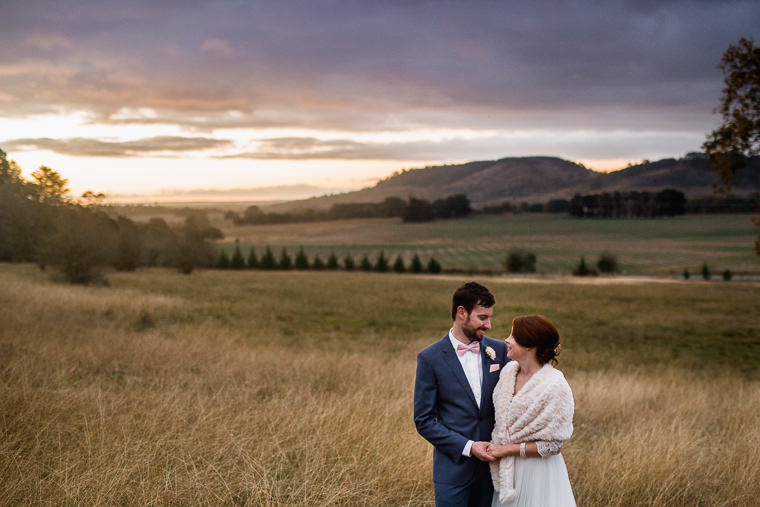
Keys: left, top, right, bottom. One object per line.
{"left": 97, "top": 153, "right": 689, "bottom": 204}
{"left": 2, "top": 1, "right": 759, "bottom": 200}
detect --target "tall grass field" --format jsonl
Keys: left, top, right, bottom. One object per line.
{"left": 1, "top": 264, "right": 759, "bottom": 505}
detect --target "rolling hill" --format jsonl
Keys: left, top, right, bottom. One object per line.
{"left": 264, "top": 153, "right": 760, "bottom": 212}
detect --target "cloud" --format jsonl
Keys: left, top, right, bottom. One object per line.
{"left": 107, "top": 183, "right": 344, "bottom": 202}
{"left": 200, "top": 38, "right": 236, "bottom": 56}
{"left": 23, "top": 32, "right": 73, "bottom": 50}
{"left": 2, "top": 136, "right": 232, "bottom": 157}
{"left": 0, "top": 1, "right": 758, "bottom": 144}
{"left": 223, "top": 130, "right": 703, "bottom": 162}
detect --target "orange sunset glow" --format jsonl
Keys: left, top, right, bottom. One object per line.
{"left": 2, "top": 1, "right": 758, "bottom": 202}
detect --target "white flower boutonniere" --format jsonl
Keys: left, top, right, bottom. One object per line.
{"left": 485, "top": 346, "right": 496, "bottom": 360}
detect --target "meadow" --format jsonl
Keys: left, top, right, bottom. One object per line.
{"left": 1, "top": 263, "right": 759, "bottom": 505}
{"left": 116, "top": 209, "right": 759, "bottom": 276}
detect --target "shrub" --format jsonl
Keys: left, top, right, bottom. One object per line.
{"left": 427, "top": 257, "right": 442, "bottom": 274}
{"left": 171, "top": 213, "right": 220, "bottom": 274}
{"left": 40, "top": 208, "right": 116, "bottom": 284}
{"left": 722, "top": 269, "right": 732, "bottom": 281}
{"left": 683, "top": 268, "right": 690, "bottom": 280}
{"left": 596, "top": 251, "right": 619, "bottom": 274}
{"left": 573, "top": 256, "right": 597, "bottom": 276}
{"left": 113, "top": 216, "right": 141, "bottom": 271}
{"left": 503, "top": 248, "right": 536, "bottom": 273}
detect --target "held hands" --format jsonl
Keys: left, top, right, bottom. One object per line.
{"left": 472, "top": 441, "right": 513, "bottom": 461}
{"left": 470, "top": 441, "right": 496, "bottom": 462}
{"left": 485, "top": 443, "right": 509, "bottom": 459}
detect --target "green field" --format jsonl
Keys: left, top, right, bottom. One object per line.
{"left": 201, "top": 213, "right": 760, "bottom": 276}
{"left": 1, "top": 264, "right": 759, "bottom": 504}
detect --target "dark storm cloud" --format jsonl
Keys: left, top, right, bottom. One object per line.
{"left": 2, "top": 136, "right": 232, "bottom": 157}
{"left": 1, "top": 0, "right": 759, "bottom": 132}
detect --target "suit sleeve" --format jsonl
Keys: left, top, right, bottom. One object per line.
{"left": 413, "top": 352, "right": 469, "bottom": 462}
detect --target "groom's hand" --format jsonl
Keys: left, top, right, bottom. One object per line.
{"left": 471, "top": 441, "right": 496, "bottom": 462}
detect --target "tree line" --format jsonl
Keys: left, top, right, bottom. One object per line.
{"left": 0, "top": 149, "right": 223, "bottom": 283}
{"left": 225, "top": 194, "right": 472, "bottom": 225}
{"left": 685, "top": 192, "right": 760, "bottom": 213}
{"left": 567, "top": 189, "right": 687, "bottom": 218}
{"left": 215, "top": 243, "right": 443, "bottom": 274}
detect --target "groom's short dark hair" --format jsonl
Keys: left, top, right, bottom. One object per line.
{"left": 451, "top": 282, "right": 495, "bottom": 320}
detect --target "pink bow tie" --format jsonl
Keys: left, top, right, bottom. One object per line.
{"left": 457, "top": 342, "right": 480, "bottom": 356}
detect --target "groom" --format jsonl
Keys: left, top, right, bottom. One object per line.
{"left": 414, "top": 282, "right": 509, "bottom": 506}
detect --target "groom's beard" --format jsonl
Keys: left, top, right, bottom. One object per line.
{"left": 463, "top": 316, "right": 486, "bottom": 342}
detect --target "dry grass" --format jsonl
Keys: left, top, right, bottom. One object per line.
{"left": 1, "top": 264, "right": 759, "bottom": 505}
{"left": 568, "top": 370, "right": 760, "bottom": 506}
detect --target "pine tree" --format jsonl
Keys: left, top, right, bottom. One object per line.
{"left": 295, "top": 247, "right": 309, "bottom": 270}
{"left": 217, "top": 249, "right": 230, "bottom": 269}
{"left": 393, "top": 255, "right": 406, "bottom": 273}
{"left": 230, "top": 241, "right": 246, "bottom": 269}
{"left": 312, "top": 255, "right": 325, "bottom": 270}
{"left": 360, "top": 254, "right": 372, "bottom": 271}
{"left": 374, "top": 251, "right": 389, "bottom": 272}
{"left": 247, "top": 247, "right": 258, "bottom": 268}
{"left": 409, "top": 253, "right": 423, "bottom": 273}
{"left": 701, "top": 263, "right": 711, "bottom": 280}
{"left": 427, "top": 257, "right": 442, "bottom": 274}
{"left": 279, "top": 247, "right": 292, "bottom": 270}
{"left": 343, "top": 254, "right": 355, "bottom": 270}
{"left": 327, "top": 252, "right": 339, "bottom": 270}
{"left": 259, "top": 246, "right": 276, "bottom": 270}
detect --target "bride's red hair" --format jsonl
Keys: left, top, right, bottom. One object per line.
{"left": 511, "top": 315, "right": 561, "bottom": 365}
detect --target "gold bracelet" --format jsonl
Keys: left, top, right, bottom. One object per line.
{"left": 519, "top": 442, "right": 526, "bottom": 458}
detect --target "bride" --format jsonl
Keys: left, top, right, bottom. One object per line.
{"left": 486, "top": 315, "right": 575, "bottom": 507}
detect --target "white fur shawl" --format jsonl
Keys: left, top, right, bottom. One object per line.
{"left": 489, "top": 361, "right": 574, "bottom": 502}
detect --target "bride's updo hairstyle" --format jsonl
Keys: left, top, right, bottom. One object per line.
{"left": 511, "top": 315, "right": 561, "bottom": 366}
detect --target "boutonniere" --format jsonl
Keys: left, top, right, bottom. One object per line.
{"left": 485, "top": 346, "right": 496, "bottom": 360}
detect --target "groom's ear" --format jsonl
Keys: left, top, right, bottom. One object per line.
{"left": 455, "top": 306, "right": 467, "bottom": 320}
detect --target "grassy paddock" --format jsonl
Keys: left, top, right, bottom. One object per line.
{"left": 1, "top": 264, "right": 759, "bottom": 505}
{"left": 202, "top": 214, "right": 759, "bottom": 275}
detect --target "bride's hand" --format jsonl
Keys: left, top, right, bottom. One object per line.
{"left": 486, "top": 443, "right": 507, "bottom": 458}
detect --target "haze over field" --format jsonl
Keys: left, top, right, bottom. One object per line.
{"left": 1, "top": 1, "right": 759, "bottom": 200}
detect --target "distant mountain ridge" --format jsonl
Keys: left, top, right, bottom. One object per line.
{"left": 265, "top": 154, "right": 760, "bottom": 212}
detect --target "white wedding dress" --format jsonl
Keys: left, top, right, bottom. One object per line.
{"left": 490, "top": 362, "right": 576, "bottom": 507}
{"left": 490, "top": 450, "right": 575, "bottom": 507}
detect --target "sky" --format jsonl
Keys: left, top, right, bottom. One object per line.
{"left": 1, "top": 0, "right": 759, "bottom": 202}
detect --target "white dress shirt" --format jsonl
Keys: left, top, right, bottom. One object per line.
{"left": 449, "top": 329, "right": 483, "bottom": 457}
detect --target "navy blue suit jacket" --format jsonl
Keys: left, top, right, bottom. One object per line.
{"left": 414, "top": 334, "right": 509, "bottom": 486}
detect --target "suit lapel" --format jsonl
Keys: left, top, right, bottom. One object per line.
{"left": 440, "top": 337, "right": 479, "bottom": 409}
{"left": 479, "top": 339, "right": 498, "bottom": 415}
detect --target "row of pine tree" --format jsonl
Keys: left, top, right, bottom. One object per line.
{"left": 216, "top": 243, "right": 443, "bottom": 273}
